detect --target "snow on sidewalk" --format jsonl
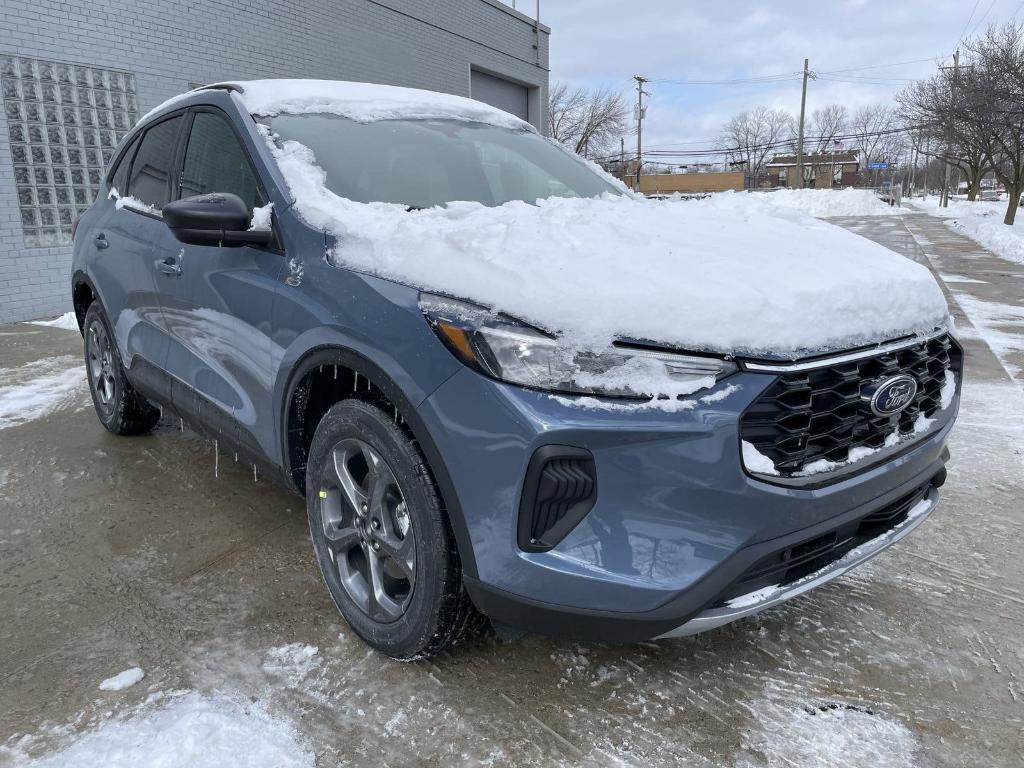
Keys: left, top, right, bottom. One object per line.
{"left": 27, "top": 312, "right": 79, "bottom": 331}
{"left": 0, "top": 356, "right": 87, "bottom": 430}
{"left": 918, "top": 197, "right": 1024, "bottom": 266}
{"left": 4, "top": 691, "right": 313, "bottom": 768}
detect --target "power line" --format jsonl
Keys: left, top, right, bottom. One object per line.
{"left": 648, "top": 73, "right": 800, "bottom": 86}
{"left": 967, "top": 0, "right": 998, "bottom": 39}
{"left": 958, "top": 0, "right": 983, "bottom": 44}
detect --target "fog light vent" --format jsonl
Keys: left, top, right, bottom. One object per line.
{"left": 518, "top": 446, "right": 597, "bottom": 552}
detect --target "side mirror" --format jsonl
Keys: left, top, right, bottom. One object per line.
{"left": 163, "top": 193, "right": 273, "bottom": 247}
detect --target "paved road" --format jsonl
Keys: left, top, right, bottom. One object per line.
{"left": 1, "top": 213, "right": 1022, "bottom": 767}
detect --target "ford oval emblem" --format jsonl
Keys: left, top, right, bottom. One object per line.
{"left": 865, "top": 374, "right": 918, "bottom": 417}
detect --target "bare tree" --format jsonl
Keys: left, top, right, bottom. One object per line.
{"left": 547, "top": 82, "right": 630, "bottom": 159}
{"left": 961, "top": 23, "right": 1024, "bottom": 224}
{"left": 903, "top": 23, "right": 1024, "bottom": 221}
{"left": 848, "top": 104, "right": 907, "bottom": 183}
{"left": 718, "top": 106, "right": 795, "bottom": 179}
{"left": 899, "top": 71, "right": 991, "bottom": 200}
{"left": 800, "top": 104, "right": 849, "bottom": 184}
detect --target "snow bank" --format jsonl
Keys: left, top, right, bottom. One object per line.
{"left": 28, "top": 312, "right": 78, "bottom": 331}
{"left": 99, "top": 668, "right": 145, "bottom": 691}
{"left": 10, "top": 691, "right": 313, "bottom": 768}
{"left": 709, "top": 188, "right": 905, "bottom": 218}
{"left": 918, "top": 197, "right": 1024, "bottom": 265}
{"left": 264, "top": 130, "right": 948, "bottom": 357}
{"left": 0, "top": 356, "right": 87, "bottom": 430}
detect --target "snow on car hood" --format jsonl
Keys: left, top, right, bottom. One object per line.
{"left": 266, "top": 134, "right": 949, "bottom": 358}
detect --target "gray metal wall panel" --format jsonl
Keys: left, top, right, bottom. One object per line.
{"left": 0, "top": 0, "right": 550, "bottom": 323}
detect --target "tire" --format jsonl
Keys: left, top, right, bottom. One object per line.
{"left": 306, "top": 398, "right": 484, "bottom": 659}
{"left": 83, "top": 302, "right": 160, "bottom": 436}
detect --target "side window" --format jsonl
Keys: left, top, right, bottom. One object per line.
{"left": 109, "top": 134, "right": 140, "bottom": 196}
{"left": 181, "top": 112, "right": 262, "bottom": 212}
{"left": 127, "top": 116, "right": 183, "bottom": 210}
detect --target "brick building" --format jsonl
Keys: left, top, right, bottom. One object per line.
{"left": 766, "top": 150, "right": 860, "bottom": 189}
{"left": 0, "top": 0, "right": 549, "bottom": 323}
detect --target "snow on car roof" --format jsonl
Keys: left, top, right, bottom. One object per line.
{"left": 226, "top": 79, "right": 533, "bottom": 130}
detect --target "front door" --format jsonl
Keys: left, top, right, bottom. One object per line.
{"left": 92, "top": 113, "right": 185, "bottom": 402}
{"left": 152, "top": 107, "right": 282, "bottom": 457}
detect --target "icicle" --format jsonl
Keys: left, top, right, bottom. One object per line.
{"left": 333, "top": 365, "right": 337, "bottom": 380}
{"left": 253, "top": 464, "right": 258, "bottom": 482}
{"left": 394, "top": 405, "right": 398, "bottom": 422}
{"left": 234, "top": 452, "right": 238, "bottom": 462}
{"left": 180, "top": 418, "right": 184, "bottom": 432}
{"left": 214, "top": 439, "right": 219, "bottom": 478}
{"left": 354, "top": 372, "right": 359, "bottom": 389}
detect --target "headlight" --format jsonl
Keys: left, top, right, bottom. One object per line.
{"left": 419, "top": 293, "right": 736, "bottom": 398}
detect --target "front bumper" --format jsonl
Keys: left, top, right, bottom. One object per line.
{"left": 657, "top": 487, "right": 937, "bottom": 638}
{"left": 418, "top": 366, "right": 957, "bottom": 642}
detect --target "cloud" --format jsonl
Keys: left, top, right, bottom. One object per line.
{"left": 540, "top": 0, "right": 1020, "bottom": 148}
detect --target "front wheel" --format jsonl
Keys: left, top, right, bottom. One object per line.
{"left": 306, "top": 399, "right": 484, "bottom": 658}
{"left": 83, "top": 302, "right": 160, "bottom": 435}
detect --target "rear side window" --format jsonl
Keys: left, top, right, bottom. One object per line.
{"left": 180, "top": 112, "right": 262, "bottom": 212}
{"left": 108, "top": 134, "right": 140, "bottom": 196}
{"left": 127, "top": 116, "right": 183, "bottom": 210}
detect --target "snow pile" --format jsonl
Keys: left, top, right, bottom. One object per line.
{"left": 28, "top": 312, "right": 79, "bottom": 331}
{"left": 918, "top": 197, "right": 1024, "bottom": 265}
{"left": 709, "top": 188, "right": 906, "bottom": 218}
{"left": 99, "top": 668, "right": 145, "bottom": 692}
{"left": 263, "top": 130, "right": 949, "bottom": 358}
{"left": 739, "top": 693, "right": 922, "bottom": 767}
{"left": 0, "top": 356, "right": 87, "bottom": 430}
{"left": 7, "top": 691, "right": 313, "bottom": 768}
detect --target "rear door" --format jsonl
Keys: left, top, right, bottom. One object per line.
{"left": 90, "top": 113, "right": 185, "bottom": 401}
{"left": 154, "top": 106, "right": 283, "bottom": 457}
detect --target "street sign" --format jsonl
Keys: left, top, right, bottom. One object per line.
{"left": 866, "top": 161, "right": 889, "bottom": 170}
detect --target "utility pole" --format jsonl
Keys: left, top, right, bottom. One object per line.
{"left": 940, "top": 49, "right": 960, "bottom": 208}
{"left": 795, "top": 58, "right": 810, "bottom": 189}
{"left": 634, "top": 75, "right": 648, "bottom": 192}
{"left": 620, "top": 137, "right": 626, "bottom": 184}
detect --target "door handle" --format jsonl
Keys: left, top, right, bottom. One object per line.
{"left": 155, "top": 257, "right": 182, "bottom": 277}
{"left": 94, "top": 234, "right": 109, "bottom": 249}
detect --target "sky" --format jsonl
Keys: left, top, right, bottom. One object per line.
{"left": 534, "top": 0, "right": 1024, "bottom": 157}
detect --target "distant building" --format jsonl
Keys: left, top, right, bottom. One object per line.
{"left": 766, "top": 150, "right": 860, "bottom": 189}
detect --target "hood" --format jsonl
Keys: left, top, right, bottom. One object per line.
{"left": 267, "top": 137, "right": 949, "bottom": 358}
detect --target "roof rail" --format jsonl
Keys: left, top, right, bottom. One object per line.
{"left": 189, "top": 82, "right": 246, "bottom": 94}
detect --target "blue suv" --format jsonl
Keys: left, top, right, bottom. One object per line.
{"left": 71, "top": 81, "right": 961, "bottom": 658}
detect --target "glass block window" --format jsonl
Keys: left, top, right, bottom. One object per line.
{"left": 2, "top": 55, "right": 138, "bottom": 248}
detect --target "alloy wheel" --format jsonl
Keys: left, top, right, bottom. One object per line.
{"left": 318, "top": 438, "right": 416, "bottom": 622}
{"left": 87, "top": 320, "right": 116, "bottom": 412}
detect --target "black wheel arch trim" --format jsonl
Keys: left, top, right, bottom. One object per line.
{"left": 280, "top": 345, "right": 478, "bottom": 579}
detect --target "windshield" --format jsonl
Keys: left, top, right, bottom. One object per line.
{"left": 265, "top": 114, "right": 621, "bottom": 208}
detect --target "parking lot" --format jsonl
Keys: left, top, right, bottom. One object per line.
{"left": 1, "top": 212, "right": 1022, "bottom": 766}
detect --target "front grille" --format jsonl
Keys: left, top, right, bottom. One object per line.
{"left": 714, "top": 482, "right": 932, "bottom": 604}
{"left": 740, "top": 335, "right": 958, "bottom": 475}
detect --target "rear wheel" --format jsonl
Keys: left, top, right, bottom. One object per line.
{"left": 83, "top": 302, "right": 160, "bottom": 436}
{"left": 306, "top": 399, "right": 483, "bottom": 658}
